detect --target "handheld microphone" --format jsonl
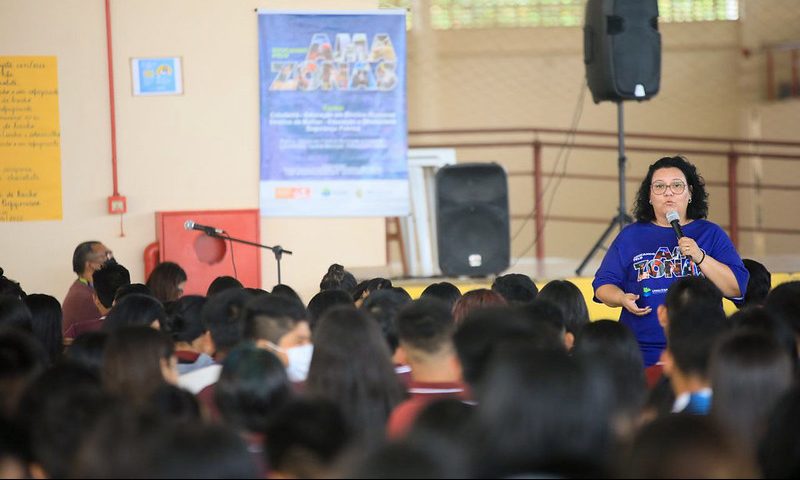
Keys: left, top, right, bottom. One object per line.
{"left": 666, "top": 210, "right": 683, "bottom": 239}
{"left": 184, "top": 220, "right": 224, "bottom": 235}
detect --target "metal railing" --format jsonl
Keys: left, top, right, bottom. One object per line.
{"left": 409, "top": 127, "right": 800, "bottom": 275}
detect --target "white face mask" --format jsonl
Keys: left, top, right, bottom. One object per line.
{"left": 268, "top": 342, "right": 314, "bottom": 382}
{"left": 285, "top": 343, "right": 314, "bottom": 382}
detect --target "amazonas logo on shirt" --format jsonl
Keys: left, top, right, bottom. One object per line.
{"left": 633, "top": 246, "right": 700, "bottom": 282}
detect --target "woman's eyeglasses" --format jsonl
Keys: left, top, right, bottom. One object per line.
{"left": 651, "top": 181, "right": 686, "bottom": 195}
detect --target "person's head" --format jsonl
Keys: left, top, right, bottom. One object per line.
{"left": 265, "top": 397, "right": 352, "bottom": 479}
{"left": 536, "top": 280, "right": 590, "bottom": 341}
{"left": 149, "top": 384, "right": 201, "bottom": 425}
{"left": 633, "top": 155, "right": 709, "bottom": 224}
{"left": 319, "top": 263, "right": 357, "bottom": 293}
{"left": 0, "top": 268, "right": 25, "bottom": 300}
{"left": 516, "top": 299, "right": 570, "bottom": 351}
{"left": 206, "top": 276, "right": 243, "bottom": 297}
{"left": 360, "top": 287, "right": 412, "bottom": 356}
{"left": 114, "top": 283, "right": 152, "bottom": 303}
{"left": 91, "top": 262, "right": 131, "bottom": 313}
{"left": 271, "top": 283, "right": 303, "bottom": 305}
{"left": 573, "top": 320, "right": 646, "bottom": 441}
{"left": 307, "top": 306, "right": 404, "bottom": 439}
{"left": 491, "top": 273, "right": 538, "bottom": 305}
{"left": 473, "top": 346, "right": 613, "bottom": 477}
{"left": 103, "top": 293, "right": 166, "bottom": 332}
{"left": 451, "top": 288, "right": 507, "bottom": 325}
{"left": 162, "top": 295, "right": 211, "bottom": 355}
{"left": 0, "top": 295, "right": 32, "bottom": 331}
{"left": 0, "top": 327, "right": 48, "bottom": 419}
{"left": 660, "top": 276, "right": 723, "bottom": 333}
{"left": 146, "top": 262, "right": 187, "bottom": 304}
{"left": 665, "top": 302, "right": 728, "bottom": 384}
{"left": 420, "top": 282, "right": 462, "bottom": 310}
{"left": 742, "top": 259, "right": 771, "bottom": 307}
{"left": 201, "top": 288, "right": 251, "bottom": 359}
{"left": 352, "top": 277, "right": 393, "bottom": 305}
{"left": 74, "top": 409, "right": 257, "bottom": 478}
{"left": 758, "top": 386, "right": 800, "bottom": 479}
{"left": 215, "top": 345, "right": 292, "bottom": 433}
{"left": 395, "top": 299, "right": 457, "bottom": 368}
{"left": 350, "top": 438, "right": 468, "bottom": 479}
{"left": 406, "top": 398, "right": 475, "bottom": 447}
{"left": 242, "top": 294, "right": 311, "bottom": 376}
{"left": 307, "top": 289, "right": 354, "bottom": 331}
{"left": 72, "top": 241, "right": 113, "bottom": 280}
{"left": 710, "top": 330, "right": 794, "bottom": 451}
{"left": 730, "top": 305, "right": 798, "bottom": 365}
{"left": 102, "top": 326, "right": 177, "bottom": 406}
{"left": 765, "top": 280, "right": 800, "bottom": 343}
{"left": 65, "top": 331, "right": 108, "bottom": 376}
{"left": 624, "top": 414, "right": 757, "bottom": 478}
{"left": 17, "top": 365, "right": 109, "bottom": 479}
{"left": 453, "top": 306, "right": 555, "bottom": 390}
{"left": 24, "top": 294, "right": 63, "bottom": 363}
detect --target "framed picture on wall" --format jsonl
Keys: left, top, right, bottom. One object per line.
{"left": 131, "top": 57, "right": 183, "bottom": 96}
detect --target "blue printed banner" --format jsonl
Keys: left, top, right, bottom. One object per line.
{"left": 258, "top": 11, "right": 408, "bottom": 216}
{"left": 131, "top": 57, "right": 183, "bottom": 96}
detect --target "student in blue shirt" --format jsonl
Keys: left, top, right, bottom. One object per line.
{"left": 593, "top": 155, "right": 749, "bottom": 366}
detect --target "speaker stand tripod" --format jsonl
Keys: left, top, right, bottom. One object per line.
{"left": 576, "top": 101, "right": 633, "bottom": 276}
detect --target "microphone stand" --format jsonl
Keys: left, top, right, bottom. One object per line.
{"left": 206, "top": 231, "right": 292, "bottom": 285}
{"left": 576, "top": 101, "right": 633, "bottom": 275}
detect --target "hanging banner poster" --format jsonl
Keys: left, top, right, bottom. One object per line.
{"left": 0, "top": 56, "right": 62, "bottom": 222}
{"left": 258, "top": 11, "right": 408, "bottom": 217}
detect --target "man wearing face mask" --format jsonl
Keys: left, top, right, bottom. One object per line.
{"left": 62, "top": 241, "right": 116, "bottom": 336}
{"left": 242, "top": 294, "right": 313, "bottom": 383}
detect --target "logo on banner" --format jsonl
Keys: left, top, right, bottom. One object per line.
{"left": 270, "top": 32, "right": 398, "bottom": 92}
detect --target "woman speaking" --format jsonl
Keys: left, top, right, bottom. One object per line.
{"left": 593, "top": 155, "right": 749, "bottom": 366}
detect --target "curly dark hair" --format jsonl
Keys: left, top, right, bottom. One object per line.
{"left": 632, "top": 155, "right": 709, "bottom": 222}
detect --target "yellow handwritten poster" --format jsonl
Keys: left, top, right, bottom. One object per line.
{"left": 0, "top": 56, "right": 62, "bottom": 221}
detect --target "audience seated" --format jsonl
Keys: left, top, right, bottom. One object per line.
{"left": 265, "top": 397, "right": 352, "bottom": 479}
{"left": 319, "top": 263, "right": 357, "bottom": 294}
{"left": 419, "top": 281, "right": 461, "bottom": 310}
{"left": 536, "top": 279, "right": 590, "bottom": 348}
{"left": 491, "top": 273, "right": 538, "bottom": 305}
{"left": 7, "top": 253, "right": 800, "bottom": 478}
{"left": 146, "top": 261, "right": 187, "bottom": 305}
{"left": 24, "top": 294, "right": 64, "bottom": 363}
{"left": 162, "top": 295, "right": 215, "bottom": 375}
{"left": 624, "top": 414, "right": 758, "bottom": 478}
{"left": 663, "top": 302, "right": 728, "bottom": 414}
{"left": 742, "top": 259, "right": 771, "bottom": 307}
{"left": 451, "top": 288, "right": 507, "bottom": 325}
{"left": 306, "top": 306, "right": 405, "bottom": 442}
{"left": 62, "top": 241, "right": 112, "bottom": 335}
{"left": 387, "top": 299, "right": 465, "bottom": 438}
{"left": 241, "top": 293, "right": 312, "bottom": 382}
{"left": 710, "top": 330, "right": 794, "bottom": 453}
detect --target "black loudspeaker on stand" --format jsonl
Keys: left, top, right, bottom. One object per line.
{"left": 436, "top": 163, "right": 510, "bottom": 277}
{"left": 576, "top": 0, "right": 660, "bottom": 276}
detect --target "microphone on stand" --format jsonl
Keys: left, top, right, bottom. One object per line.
{"left": 184, "top": 220, "right": 224, "bottom": 235}
{"left": 666, "top": 210, "right": 684, "bottom": 239}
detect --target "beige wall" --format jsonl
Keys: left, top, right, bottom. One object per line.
{"left": 405, "top": 0, "right": 800, "bottom": 275}
{"left": 2, "top": 0, "right": 798, "bottom": 301}
{"left": 1, "top": 0, "right": 382, "bottom": 303}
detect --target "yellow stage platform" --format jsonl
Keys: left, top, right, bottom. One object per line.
{"left": 395, "top": 273, "right": 800, "bottom": 321}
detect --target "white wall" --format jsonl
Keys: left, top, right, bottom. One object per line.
{"left": 0, "top": 0, "right": 383, "bottom": 303}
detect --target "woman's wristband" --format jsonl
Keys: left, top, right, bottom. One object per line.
{"left": 694, "top": 250, "right": 706, "bottom": 265}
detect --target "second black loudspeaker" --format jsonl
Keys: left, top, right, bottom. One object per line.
{"left": 436, "top": 163, "right": 510, "bottom": 277}
{"left": 584, "top": 0, "right": 660, "bottom": 103}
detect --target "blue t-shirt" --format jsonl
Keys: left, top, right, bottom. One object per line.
{"left": 592, "top": 220, "right": 749, "bottom": 366}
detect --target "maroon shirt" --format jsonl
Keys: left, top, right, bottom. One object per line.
{"left": 62, "top": 279, "right": 101, "bottom": 337}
